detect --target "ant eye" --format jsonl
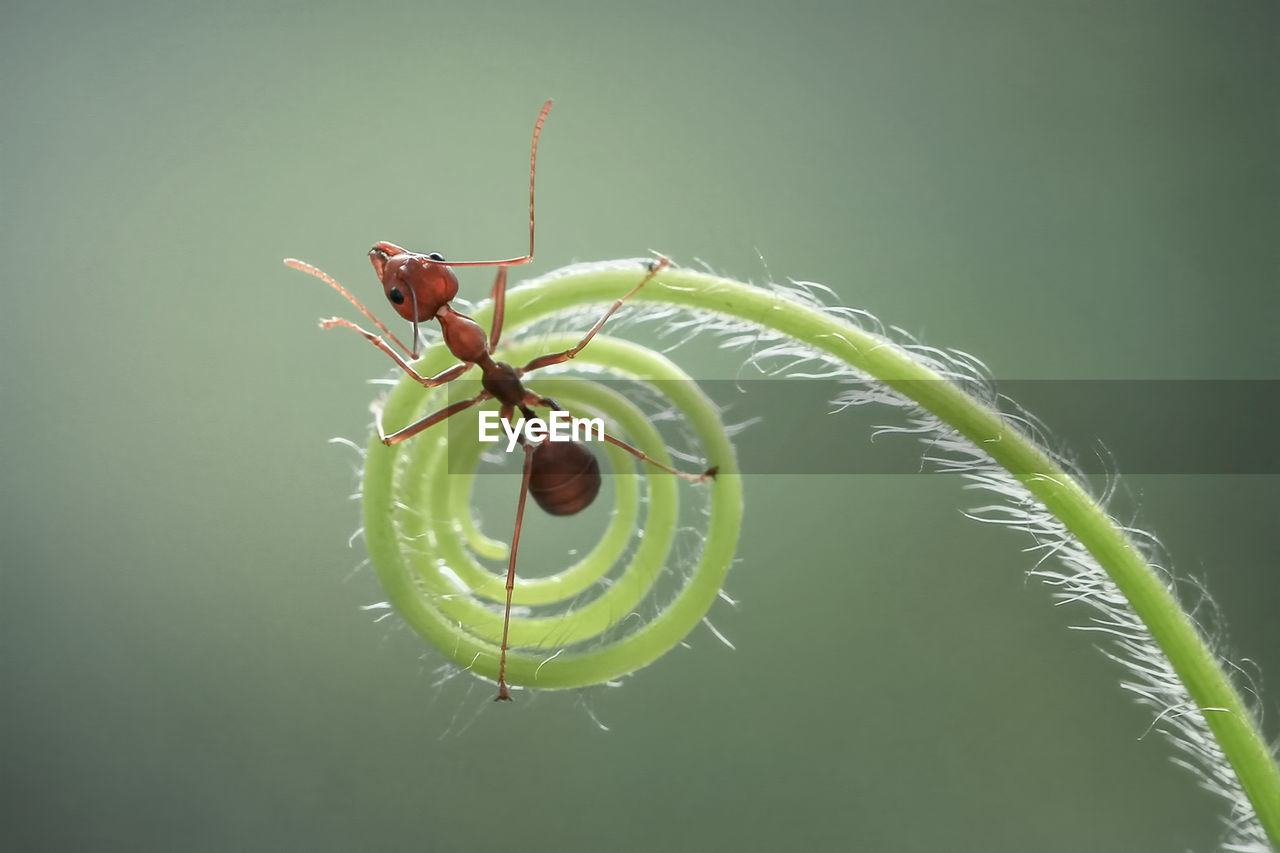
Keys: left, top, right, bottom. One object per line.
{"left": 388, "top": 287, "right": 406, "bottom": 305}
{"left": 427, "top": 252, "right": 445, "bottom": 262}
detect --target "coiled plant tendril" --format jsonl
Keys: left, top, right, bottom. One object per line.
{"left": 364, "top": 303, "right": 742, "bottom": 692}
{"left": 361, "top": 258, "right": 1278, "bottom": 849}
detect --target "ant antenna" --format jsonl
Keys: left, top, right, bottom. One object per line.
{"left": 439, "top": 99, "right": 551, "bottom": 269}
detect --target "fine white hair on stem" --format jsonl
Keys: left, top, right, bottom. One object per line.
{"left": 625, "top": 262, "right": 1267, "bottom": 852}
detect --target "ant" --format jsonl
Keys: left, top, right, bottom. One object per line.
{"left": 285, "top": 100, "right": 716, "bottom": 701}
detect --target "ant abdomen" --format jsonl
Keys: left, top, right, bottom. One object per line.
{"left": 528, "top": 440, "right": 602, "bottom": 516}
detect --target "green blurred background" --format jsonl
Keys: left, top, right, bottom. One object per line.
{"left": 2, "top": 2, "right": 1277, "bottom": 851}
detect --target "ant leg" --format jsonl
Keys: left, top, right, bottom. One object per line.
{"left": 524, "top": 394, "right": 716, "bottom": 483}
{"left": 495, "top": 439, "right": 537, "bottom": 701}
{"left": 518, "top": 257, "right": 670, "bottom": 375}
{"left": 378, "top": 390, "right": 492, "bottom": 446}
{"left": 489, "top": 266, "right": 509, "bottom": 349}
{"left": 285, "top": 258, "right": 417, "bottom": 357}
{"left": 598, "top": 431, "right": 717, "bottom": 483}
{"left": 320, "top": 317, "right": 474, "bottom": 389}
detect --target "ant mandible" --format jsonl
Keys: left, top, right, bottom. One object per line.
{"left": 285, "top": 100, "right": 716, "bottom": 701}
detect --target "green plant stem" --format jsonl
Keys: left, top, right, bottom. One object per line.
{"left": 364, "top": 330, "right": 743, "bottom": 692}
{"left": 493, "top": 261, "right": 1280, "bottom": 845}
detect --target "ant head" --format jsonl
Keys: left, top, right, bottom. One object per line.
{"left": 368, "top": 241, "right": 459, "bottom": 322}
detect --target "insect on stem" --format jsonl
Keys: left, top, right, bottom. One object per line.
{"left": 286, "top": 101, "right": 716, "bottom": 700}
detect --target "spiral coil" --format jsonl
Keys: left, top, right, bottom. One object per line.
{"left": 362, "top": 299, "right": 742, "bottom": 693}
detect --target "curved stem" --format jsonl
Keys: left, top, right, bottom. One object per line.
{"left": 491, "top": 261, "right": 1280, "bottom": 846}
{"left": 364, "top": 332, "right": 742, "bottom": 691}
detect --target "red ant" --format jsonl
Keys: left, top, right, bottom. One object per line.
{"left": 285, "top": 100, "right": 715, "bottom": 700}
